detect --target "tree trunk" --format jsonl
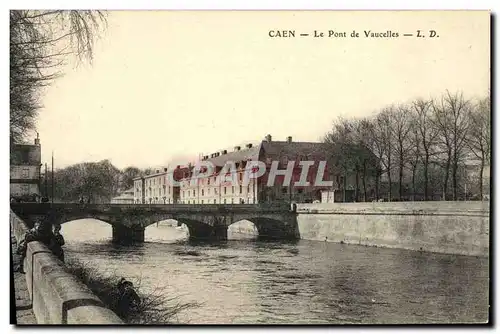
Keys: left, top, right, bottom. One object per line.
{"left": 355, "top": 170, "right": 360, "bottom": 202}
{"left": 362, "top": 161, "right": 367, "bottom": 202}
{"left": 387, "top": 168, "right": 392, "bottom": 202}
{"left": 343, "top": 170, "right": 347, "bottom": 202}
{"left": 479, "top": 156, "right": 485, "bottom": 200}
{"left": 424, "top": 154, "right": 429, "bottom": 201}
{"left": 375, "top": 172, "right": 380, "bottom": 201}
{"left": 452, "top": 153, "right": 458, "bottom": 201}
{"left": 411, "top": 165, "right": 417, "bottom": 201}
{"left": 443, "top": 152, "right": 451, "bottom": 201}
{"left": 398, "top": 159, "right": 404, "bottom": 201}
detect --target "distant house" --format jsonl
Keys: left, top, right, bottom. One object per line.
{"left": 111, "top": 188, "right": 135, "bottom": 204}
{"left": 10, "top": 135, "right": 42, "bottom": 202}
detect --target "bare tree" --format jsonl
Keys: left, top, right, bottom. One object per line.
{"left": 412, "top": 98, "right": 439, "bottom": 200}
{"left": 373, "top": 107, "right": 395, "bottom": 201}
{"left": 354, "top": 118, "right": 380, "bottom": 201}
{"left": 391, "top": 104, "right": 413, "bottom": 200}
{"left": 466, "top": 93, "right": 491, "bottom": 199}
{"left": 406, "top": 111, "right": 421, "bottom": 200}
{"left": 432, "top": 91, "right": 472, "bottom": 200}
{"left": 10, "top": 10, "right": 107, "bottom": 144}
{"left": 324, "top": 117, "right": 357, "bottom": 202}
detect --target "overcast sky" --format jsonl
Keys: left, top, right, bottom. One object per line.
{"left": 36, "top": 10, "right": 490, "bottom": 169}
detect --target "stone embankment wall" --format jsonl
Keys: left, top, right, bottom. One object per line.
{"left": 10, "top": 212, "right": 123, "bottom": 325}
{"left": 296, "top": 201, "right": 489, "bottom": 257}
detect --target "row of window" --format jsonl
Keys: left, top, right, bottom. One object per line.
{"left": 182, "top": 185, "right": 253, "bottom": 198}
{"left": 182, "top": 198, "right": 253, "bottom": 204}
{"left": 134, "top": 197, "right": 254, "bottom": 204}
{"left": 11, "top": 168, "right": 31, "bottom": 178}
{"left": 145, "top": 186, "right": 172, "bottom": 197}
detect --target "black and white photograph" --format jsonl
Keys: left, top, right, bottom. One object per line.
{"left": 8, "top": 8, "right": 491, "bottom": 326}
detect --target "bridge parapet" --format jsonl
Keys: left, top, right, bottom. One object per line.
{"left": 11, "top": 203, "right": 293, "bottom": 215}
{"left": 10, "top": 202, "right": 298, "bottom": 243}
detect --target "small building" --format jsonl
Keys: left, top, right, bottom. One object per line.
{"left": 321, "top": 189, "right": 356, "bottom": 203}
{"left": 10, "top": 134, "right": 42, "bottom": 202}
{"left": 111, "top": 188, "right": 135, "bottom": 204}
{"left": 133, "top": 166, "right": 186, "bottom": 204}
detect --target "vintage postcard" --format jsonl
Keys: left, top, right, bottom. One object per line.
{"left": 10, "top": 10, "right": 490, "bottom": 325}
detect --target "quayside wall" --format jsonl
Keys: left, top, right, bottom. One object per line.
{"left": 296, "top": 201, "right": 490, "bottom": 257}
{"left": 10, "top": 212, "right": 123, "bottom": 325}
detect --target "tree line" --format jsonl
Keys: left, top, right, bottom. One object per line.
{"left": 43, "top": 161, "right": 154, "bottom": 203}
{"left": 323, "top": 90, "right": 491, "bottom": 202}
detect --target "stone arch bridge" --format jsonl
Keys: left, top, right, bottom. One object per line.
{"left": 10, "top": 203, "right": 299, "bottom": 244}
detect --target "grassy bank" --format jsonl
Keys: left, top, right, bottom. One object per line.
{"left": 65, "top": 257, "right": 198, "bottom": 324}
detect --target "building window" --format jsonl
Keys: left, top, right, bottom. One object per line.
{"left": 282, "top": 187, "right": 287, "bottom": 194}
{"left": 232, "top": 186, "right": 234, "bottom": 194}
{"left": 208, "top": 178, "right": 210, "bottom": 185}
{"left": 223, "top": 199, "right": 226, "bottom": 204}
{"left": 215, "top": 188, "right": 218, "bottom": 195}
{"left": 239, "top": 185, "right": 242, "bottom": 194}
{"left": 201, "top": 200, "right": 204, "bottom": 204}
{"left": 193, "top": 190, "right": 196, "bottom": 197}
{"left": 247, "top": 185, "right": 250, "bottom": 193}
{"left": 224, "top": 187, "right": 227, "bottom": 195}
{"left": 202, "top": 189, "right": 204, "bottom": 196}
{"left": 22, "top": 168, "right": 29, "bottom": 178}
{"left": 231, "top": 198, "right": 234, "bottom": 204}
{"left": 213, "top": 199, "right": 216, "bottom": 204}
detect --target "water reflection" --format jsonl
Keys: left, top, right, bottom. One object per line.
{"left": 61, "top": 219, "right": 489, "bottom": 324}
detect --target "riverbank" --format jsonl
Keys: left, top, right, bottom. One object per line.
{"left": 296, "top": 201, "right": 490, "bottom": 257}
{"left": 11, "top": 233, "right": 36, "bottom": 325}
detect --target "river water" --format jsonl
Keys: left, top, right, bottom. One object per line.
{"left": 60, "top": 219, "right": 489, "bottom": 324}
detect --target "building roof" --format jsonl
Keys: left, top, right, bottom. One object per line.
{"left": 111, "top": 193, "right": 134, "bottom": 200}
{"left": 204, "top": 140, "right": 329, "bottom": 167}
{"left": 132, "top": 137, "right": 331, "bottom": 180}
{"left": 121, "top": 188, "right": 134, "bottom": 194}
{"left": 205, "top": 145, "right": 261, "bottom": 167}
{"left": 261, "top": 141, "right": 328, "bottom": 160}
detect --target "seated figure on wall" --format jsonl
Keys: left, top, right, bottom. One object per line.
{"left": 15, "top": 220, "right": 53, "bottom": 273}
{"left": 48, "top": 224, "right": 65, "bottom": 263}
{"left": 113, "top": 278, "right": 141, "bottom": 319}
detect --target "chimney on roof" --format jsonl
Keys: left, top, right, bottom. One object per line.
{"left": 215, "top": 152, "right": 220, "bottom": 157}
{"left": 164, "top": 167, "right": 168, "bottom": 172}
{"left": 176, "top": 165, "right": 180, "bottom": 169}
{"left": 222, "top": 150, "right": 227, "bottom": 155}
{"left": 287, "top": 136, "right": 292, "bottom": 143}
{"left": 265, "top": 134, "right": 272, "bottom": 142}
{"left": 234, "top": 146, "right": 241, "bottom": 151}
{"left": 156, "top": 169, "right": 160, "bottom": 174}
{"left": 246, "top": 143, "right": 253, "bottom": 149}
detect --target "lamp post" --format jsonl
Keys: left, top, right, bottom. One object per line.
{"left": 51, "top": 151, "right": 54, "bottom": 205}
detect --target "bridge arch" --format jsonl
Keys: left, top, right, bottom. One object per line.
{"left": 57, "top": 214, "right": 115, "bottom": 227}
{"left": 227, "top": 219, "right": 258, "bottom": 239}
{"left": 227, "top": 214, "right": 299, "bottom": 240}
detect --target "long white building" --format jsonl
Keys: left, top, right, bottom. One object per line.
{"left": 133, "top": 135, "right": 333, "bottom": 205}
